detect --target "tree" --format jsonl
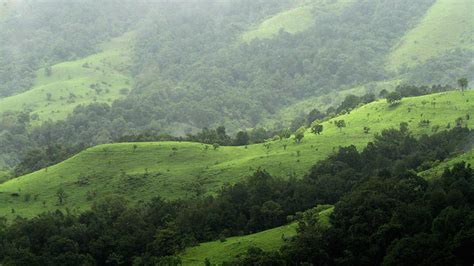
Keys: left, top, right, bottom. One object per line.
{"left": 234, "top": 131, "right": 249, "bottom": 146}
{"left": 311, "top": 122, "right": 323, "bottom": 135}
{"left": 307, "top": 109, "right": 324, "bottom": 125}
{"left": 335, "top": 120, "right": 346, "bottom": 132}
{"left": 457, "top": 78, "right": 468, "bottom": 92}
{"left": 56, "top": 187, "right": 67, "bottom": 205}
{"left": 294, "top": 127, "right": 305, "bottom": 144}
{"left": 386, "top": 91, "right": 402, "bottom": 105}
{"left": 44, "top": 66, "right": 52, "bottom": 77}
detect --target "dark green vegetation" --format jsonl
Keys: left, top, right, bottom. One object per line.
{"left": 0, "top": 123, "right": 472, "bottom": 264}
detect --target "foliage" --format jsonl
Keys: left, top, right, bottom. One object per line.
{"left": 386, "top": 91, "right": 402, "bottom": 105}
{"left": 1, "top": 125, "right": 472, "bottom": 264}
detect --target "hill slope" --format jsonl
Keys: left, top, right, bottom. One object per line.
{"left": 242, "top": 0, "right": 354, "bottom": 43}
{"left": 0, "top": 32, "right": 134, "bottom": 123}
{"left": 0, "top": 91, "right": 472, "bottom": 219}
{"left": 180, "top": 206, "right": 334, "bottom": 265}
{"left": 388, "top": 0, "right": 474, "bottom": 70}
{"left": 421, "top": 148, "right": 474, "bottom": 179}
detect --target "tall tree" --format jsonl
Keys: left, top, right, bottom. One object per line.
{"left": 457, "top": 78, "right": 468, "bottom": 92}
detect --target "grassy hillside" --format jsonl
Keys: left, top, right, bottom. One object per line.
{"left": 421, "top": 148, "right": 474, "bottom": 179}
{"left": 180, "top": 206, "right": 334, "bottom": 265}
{"left": 261, "top": 79, "right": 401, "bottom": 127}
{"left": 0, "top": 90, "right": 472, "bottom": 219}
{"left": 241, "top": 0, "right": 353, "bottom": 43}
{"left": 388, "top": 0, "right": 474, "bottom": 70}
{"left": 0, "top": 32, "right": 134, "bottom": 123}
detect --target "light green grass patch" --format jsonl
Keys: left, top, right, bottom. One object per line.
{"left": 0, "top": 91, "right": 472, "bottom": 220}
{"left": 242, "top": 5, "right": 314, "bottom": 42}
{"left": 420, "top": 149, "right": 474, "bottom": 179}
{"left": 180, "top": 206, "right": 334, "bottom": 265}
{"left": 388, "top": 0, "right": 474, "bottom": 70}
{"left": 241, "top": 0, "right": 354, "bottom": 43}
{"left": 0, "top": 32, "right": 134, "bottom": 123}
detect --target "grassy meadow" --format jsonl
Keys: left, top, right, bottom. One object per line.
{"left": 0, "top": 32, "right": 134, "bottom": 123}
{"left": 0, "top": 90, "right": 472, "bottom": 220}
{"left": 387, "top": 0, "right": 474, "bottom": 70}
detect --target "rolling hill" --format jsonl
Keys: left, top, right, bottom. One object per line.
{"left": 180, "top": 206, "right": 334, "bottom": 265}
{"left": 387, "top": 0, "right": 474, "bottom": 70}
{"left": 241, "top": 0, "right": 354, "bottom": 43}
{"left": 0, "top": 32, "right": 134, "bottom": 123}
{"left": 0, "top": 90, "right": 472, "bottom": 220}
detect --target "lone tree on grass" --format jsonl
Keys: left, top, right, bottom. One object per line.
{"left": 234, "top": 131, "right": 249, "bottom": 146}
{"left": 457, "top": 78, "right": 468, "bottom": 92}
{"left": 56, "top": 187, "right": 67, "bottom": 205}
{"left": 294, "top": 127, "right": 305, "bottom": 144}
{"left": 386, "top": 91, "right": 402, "bottom": 105}
{"left": 335, "top": 120, "right": 346, "bottom": 132}
{"left": 311, "top": 122, "right": 323, "bottom": 135}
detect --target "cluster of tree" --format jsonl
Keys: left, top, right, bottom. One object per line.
{"left": 0, "top": 124, "right": 472, "bottom": 264}
{"left": 393, "top": 84, "right": 455, "bottom": 97}
{"left": 228, "top": 161, "right": 473, "bottom": 265}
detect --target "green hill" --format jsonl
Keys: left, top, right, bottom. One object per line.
{"left": 241, "top": 0, "right": 354, "bottom": 43}
{"left": 0, "top": 32, "right": 134, "bottom": 123}
{"left": 261, "top": 79, "right": 401, "bottom": 127}
{"left": 421, "top": 148, "right": 474, "bottom": 179}
{"left": 0, "top": 91, "right": 472, "bottom": 219}
{"left": 387, "top": 0, "right": 474, "bottom": 70}
{"left": 180, "top": 206, "right": 334, "bottom": 265}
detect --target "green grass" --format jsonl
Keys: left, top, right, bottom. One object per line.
{"left": 421, "top": 148, "right": 474, "bottom": 179}
{"left": 180, "top": 206, "right": 334, "bottom": 265}
{"left": 0, "top": 32, "right": 134, "bottom": 123}
{"left": 0, "top": 90, "right": 472, "bottom": 220}
{"left": 242, "top": 5, "right": 314, "bottom": 43}
{"left": 241, "top": 0, "right": 354, "bottom": 43}
{"left": 388, "top": 0, "right": 474, "bottom": 70}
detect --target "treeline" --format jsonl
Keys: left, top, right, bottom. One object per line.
{"left": 1, "top": 124, "right": 472, "bottom": 264}
{"left": 290, "top": 83, "right": 455, "bottom": 132}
